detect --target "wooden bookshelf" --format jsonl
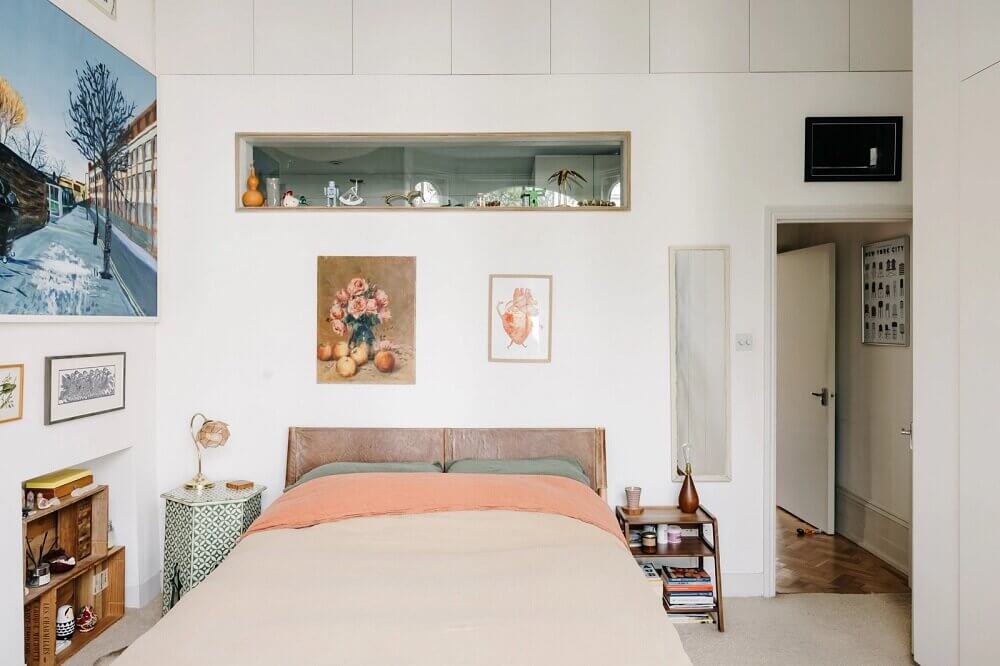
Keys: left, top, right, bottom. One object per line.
{"left": 22, "top": 484, "right": 124, "bottom": 665}
{"left": 616, "top": 504, "right": 725, "bottom": 631}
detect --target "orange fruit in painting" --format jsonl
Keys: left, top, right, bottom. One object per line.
{"left": 350, "top": 342, "right": 369, "bottom": 366}
{"left": 317, "top": 343, "right": 333, "bottom": 361}
{"left": 374, "top": 350, "right": 395, "bottom": 373}
{"left": 333, "top": 341, "right": 350, "bottom": 359}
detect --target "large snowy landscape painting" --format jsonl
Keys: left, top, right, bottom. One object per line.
{"left": 0, "top": 0, "right": 157, "bottom": 317}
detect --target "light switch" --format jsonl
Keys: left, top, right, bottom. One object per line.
{"left": 735, "top": 334, "right": 754, "bottom": 351}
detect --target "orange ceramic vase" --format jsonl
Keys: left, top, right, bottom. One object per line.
{"left": 678, "top": 463, "right": 700, "bottom": 514}
{"left": 242, "top": 164, "right": 264, "bottom": 207}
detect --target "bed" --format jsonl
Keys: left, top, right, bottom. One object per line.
{"left": 117, "top": 428, "right": 690, "bottom": 665}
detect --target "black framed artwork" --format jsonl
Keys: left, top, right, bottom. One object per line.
{"left": 805, "top": 116, "right": 903, "bottom": 182}
{"left": 44, "top": 353, "right": 126, "bottom": 424}
{"left": 861, "top": 237, "right": 909, "bottom": 346}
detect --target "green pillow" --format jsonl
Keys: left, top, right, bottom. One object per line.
{"left": 290, "top": 461, "right": 442, "bottom": 489}
{"left": 446, "top": 457, "right": 591, "bottom": 487}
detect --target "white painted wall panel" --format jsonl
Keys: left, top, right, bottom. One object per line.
{"left": 750, "top": 0, "right": 850, "bottom": 72}
{"left": 850, "top": 0, "right": 912, "bottom": 71}
{"left": 452, "top": 0, "right": 550, "bottom": 74}
{"left": 651, "top": 0, "right": 749, "bottom": 73}
{"left": 551, "top": 0, "right": 649, "bottom": 74}
{"left": 960, "top": 0, "right": 1000, "bottom": 79}
{"left": 49, "top": 0, "right": 156, "bottom": 71}
{"left": 156, "top": 0, "right": 253, "bottom": 74}
{"left": 254, "top": 0, "right": 353, "bottom": 74}
{"left": 353, "top": 0, "right": 451, "bottom": 74}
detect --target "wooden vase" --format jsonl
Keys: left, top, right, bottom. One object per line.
{"left": 241, "top": 164, "right": 264, "bottom": 207}
{"left": 678, "top": 464, "right": 700, "bottom": 514}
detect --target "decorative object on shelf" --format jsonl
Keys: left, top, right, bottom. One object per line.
{"left": 656, "top": 523, "right": 671, "bottom": 544}
{"left": 339, "top": 178, "right": 365, "bottom": 206}
{"left": 56, "top": 604, "right": 75, "bottom": 640}
{"left": 161, "top": 482, "right": 265, "bottom": 614}
{"left": 323, "top": 180, "right": 340, "bottom": 207}
{"left": 76, "top": 605, "right": 98, "bottom": 633}
{"left": 0, "top": 363, "right": 23, "bottom": 424}
{"left": 667, "top": 525, "right": 683, "bottom": 544}
{"left": 185, "top": 413, "right": 231, "bottom": 490}
{"left": 488, "top": 274, "right": 552, "bottom": 363}
{"left": 624, "top": 486, "right": 642, "bottom": 513}
{"left": 677, "top": 444, "right": 700, "bottom": 514}
{"left": 641, "top": 531, "right": 657, "bottom": 553}
{"left": 520, "top": 186, "right": 545, "bottom": 208}
{"left": 44, "top": 353, "right": 126, "bottom": 425}
{"left": 265, "top": 177, "right": 281, "bottom": 207}
{"left": 383, "top": 190, "right": 423, "bottom": 207}
{"left": 548, "top": 168, "right": 587, "bottom": 205}
{"left": 26, "top": 534, "right": 50, "bottom": 587}
{"left": 240, "top": 163, "right": 264, "bottom": 207}
{"left": 578, "top": 199, "right": 616, "bottom": 207}
{"left": 862, "top": 236, "right": 909, "bottom": 346}
{"left": 282, "top": 190, "right": 300, "bottom": 207}
{"left": 317, "top": 256, "right": 416, "bottom": 384}
{"left": 42, "top": 547, "right": 77, "bottom": 574}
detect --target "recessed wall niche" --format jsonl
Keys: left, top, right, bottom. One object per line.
{"left": 235, "top": 132, "right": 630, "bottom": 211}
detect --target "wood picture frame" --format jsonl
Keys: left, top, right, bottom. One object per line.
{"left": 0, "top": 363, "right": 24, "bottom": 424}
{"left": 488, "top": 274, "right": 553, "bottom": 363}
{"left": 45, "top": 353, "right": 126, "bottom": 424}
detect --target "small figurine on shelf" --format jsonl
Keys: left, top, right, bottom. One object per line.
{"left": 677, "top": 443, "right": 700, "bottom": 514}
{"left": 282, "top": 191, "right": 300, "bottom": 207}
{"left": 339, "top": 179, "right": 365, "bottom": 206}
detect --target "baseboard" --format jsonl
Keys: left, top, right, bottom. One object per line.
{"left": 835, "top": 486, "right": 910, "bottom": 575}
{"left": 127, "top": 569, "right": 161, "bottom": 609}
{"left": 722, "top": 572, "right": 763, "bottom": 597}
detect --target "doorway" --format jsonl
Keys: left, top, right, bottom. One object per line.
{"left": 768, "top": 211, "right": 912, "bottom": 596}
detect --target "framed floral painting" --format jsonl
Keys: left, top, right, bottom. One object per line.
{"left": 488, "top": 274, "right": 552, "bottom": 363}
{"left": 317, "top": 256, "right": 416, "bottom": 384}
{"left": 0, "top": 363, "right": 24, "bottom": 424}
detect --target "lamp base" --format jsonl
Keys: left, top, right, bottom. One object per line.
{"left": 184, "top": 473, "right": 215, "bottom": 491}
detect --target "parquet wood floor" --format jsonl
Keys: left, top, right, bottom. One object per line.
{"left": 776, "top": 508, "right": 910, "bottom": 594}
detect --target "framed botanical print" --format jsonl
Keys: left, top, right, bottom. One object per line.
{"left": 0, "top": 364, "right": 24, "bottom": 424}
{"left": 45, "top": 353, "right": 126, "bottom": 424}
{"left": 862, "top": 236, "right": 909, "bottom": 346}
{"left": 488, "top": 274, "right": 552, "bottom": 363}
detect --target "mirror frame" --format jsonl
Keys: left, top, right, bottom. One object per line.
{"left": 669, "top": 245, "right": 732, "bottom": 482}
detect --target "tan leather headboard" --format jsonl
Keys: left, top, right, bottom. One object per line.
{"left": 286, "top": 427, "right": 606, "bottom": 496}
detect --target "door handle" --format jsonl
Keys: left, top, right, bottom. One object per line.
{"left": 901, "top": 422, "right": 912, "bottom": 450}
{"left": 810, "top": 388, "right": 830, "bottom": 406}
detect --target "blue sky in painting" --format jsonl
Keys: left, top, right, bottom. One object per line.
{"left": 0, "top": 0, "right": 155, "bottom": 181}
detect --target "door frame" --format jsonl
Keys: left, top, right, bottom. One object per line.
{"left": 762, "top": 205, "right": 912, "bottom": 597}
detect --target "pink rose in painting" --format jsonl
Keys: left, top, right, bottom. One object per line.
{"left": 365, "top": 299, "right": 379, "bottom": 316}
{"left": 377, "top": 339, "right": 394, "bottom": 352}
{"left": 379, "top": 308, "right": 391, "bottom": 321}
{"left": 330, "top": 319, "right": 347, "bottom": 336}
{"left": 374, "top": 289, "right": 389, "bottom": 308}
{"left": 328, "top": 303, "right": 344, "bottom": 320}
{"left": 335, "top": 289, "right": 350, "bottom": 305}
{"left": 348, "top": 297, "right": 368, "bottom": 318}
{"left": 348, "top": 277, "right": 368, "bottom": 296}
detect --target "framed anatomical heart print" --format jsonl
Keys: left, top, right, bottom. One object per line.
{"left": 488, "top": 274, "right": 552, "bottom": 363}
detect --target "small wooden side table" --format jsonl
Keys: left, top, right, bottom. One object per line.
{"left": 161, "top": 482, "right": 265, "bottom": 615}
{"left": 616, "top": 505, "right": 725, "bottom": 631}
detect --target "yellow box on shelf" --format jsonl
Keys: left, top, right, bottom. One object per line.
{"left": 24, "top": 468, "right": 94, "bottom": 499}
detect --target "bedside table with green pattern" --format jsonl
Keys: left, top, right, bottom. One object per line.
{"left": 161, "top": 482, "right": 265, "bottom": 614}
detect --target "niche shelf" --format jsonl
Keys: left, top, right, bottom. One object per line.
{"left": 235, "top": 132, "right": 630, "bottom": 212}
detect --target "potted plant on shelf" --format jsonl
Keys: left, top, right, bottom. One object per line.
{"left": 547, "top": 169, "right": 587, "bottom": 206}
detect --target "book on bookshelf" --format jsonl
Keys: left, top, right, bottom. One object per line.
{"left": 664, "top": 567, "right": 712, "bottom": 582}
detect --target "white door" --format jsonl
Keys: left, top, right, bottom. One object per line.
{"left": 777, "top": 243, "right": 836, "bottom": 533}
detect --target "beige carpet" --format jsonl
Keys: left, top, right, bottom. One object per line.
{"left": 67, "top": 593, "right": 912, "bottom": 665}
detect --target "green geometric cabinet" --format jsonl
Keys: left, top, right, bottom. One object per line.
{"left": 161, "top": 483, "right": 265, "bottom": 615}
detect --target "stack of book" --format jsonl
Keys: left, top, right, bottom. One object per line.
{"left": 662, "top": 567, "right": 715, "bottom": 621}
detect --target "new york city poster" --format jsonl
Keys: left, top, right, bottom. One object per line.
{"left": 0, "top": 0, "right": 157, "bottom": 318}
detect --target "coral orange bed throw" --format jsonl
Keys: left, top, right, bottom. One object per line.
{"left": 245, "top": 472, "right": 627, "bottom": 546}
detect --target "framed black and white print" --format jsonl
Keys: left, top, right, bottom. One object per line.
{"left": 45, "top": 353, "right": 126, "bottom": 424}
{"left": 862, "top": 237, "right": 909, "bottom": 346}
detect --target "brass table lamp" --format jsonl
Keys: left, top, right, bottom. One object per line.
{"left": 185, "top": 413, "right": 230, "bottom": 490}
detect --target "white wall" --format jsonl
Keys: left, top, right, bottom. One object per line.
{"left": 154, "top": 72, "right": 912, "bottom": 598}
{"left": 0, "top": 0, "right": 158, "bottom": 657}
{"left": 778, "top": 221, "right": 912, "bottom": 574}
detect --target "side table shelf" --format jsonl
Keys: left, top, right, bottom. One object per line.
{"left": 616, "top": 505, "right": 725, "bottom": 631}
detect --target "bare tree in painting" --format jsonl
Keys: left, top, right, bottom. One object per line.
{"left": 0, "top": 77, "right": 26, "bottom": 145}
{"left": 10, "top": 126, "right": 49, "bottom": 172}
{"left": 66, "top": 62, "right": 135, "bottom": 279}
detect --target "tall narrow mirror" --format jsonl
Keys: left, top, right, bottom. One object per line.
{"left": 670, "top": 247, "right": 731, "bottom": 481}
